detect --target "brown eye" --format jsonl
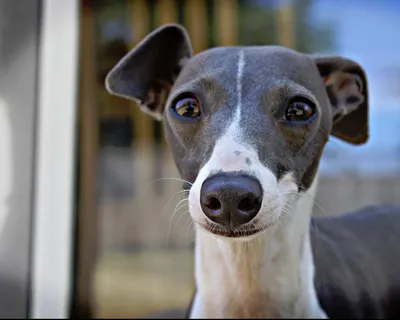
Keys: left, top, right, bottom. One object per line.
{"left": 173, "top": 96, "right": 201, "bottom": 118}
{"left": 284, "top": 98, "right": 316, "bottom": 122}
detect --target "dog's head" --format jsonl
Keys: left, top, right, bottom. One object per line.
{"left": 106, "top": 24, "right": 368, "bottom": 239}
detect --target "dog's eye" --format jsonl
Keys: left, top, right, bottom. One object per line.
{"left": 173, "top": 96, "right": 201, "bottom": 118}
{"left": 284, "top": 98, "right": 316, "bottom": 122}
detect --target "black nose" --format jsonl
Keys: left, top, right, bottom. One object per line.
{"left": 200, "top": 174, "right": 263, "bottom": 228}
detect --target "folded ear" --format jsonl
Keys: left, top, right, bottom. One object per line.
{"left": 105, "top": 24, "right": 193, "bottom": 121}
{"left": 312, "top": 55, "right": 369, "bottom": 145}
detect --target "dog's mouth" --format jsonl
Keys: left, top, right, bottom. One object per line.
{"left": 199, "top": 220, "right": 276, "bottom": 238}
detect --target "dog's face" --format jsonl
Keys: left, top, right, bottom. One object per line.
{"left": 106, "top": 24, "right": 368, "bottom": 239}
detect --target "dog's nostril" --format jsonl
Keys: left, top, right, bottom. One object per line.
{"left": 205, "top": 197, "right": 221, "bottom": 211}
{"left": 238, "top": 196, "right": 259, "bottom": 212}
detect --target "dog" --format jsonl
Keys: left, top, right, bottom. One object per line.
{"left": 105, "top": 24, "right": 400, "bottom": 318}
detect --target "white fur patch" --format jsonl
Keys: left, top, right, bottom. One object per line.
{"left": 236, "top": 50, "right": 245, "bottom": 119}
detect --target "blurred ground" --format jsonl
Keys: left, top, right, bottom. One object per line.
{"left": 94, "top": 250, "right": 194, "bottom": 318}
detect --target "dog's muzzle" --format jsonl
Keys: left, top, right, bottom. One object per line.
{"left": 200, "top": 173, "right": 263, "bottom": 228}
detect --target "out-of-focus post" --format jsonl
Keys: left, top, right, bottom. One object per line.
{"left": 214, "top": 0, "right": 239, "bottom": 47}
{"left": 155, "top": 0, "right": 177, "bottom": 148}
{"left": 74, "top": 0, "right": 98, "bottom": 317}
{"left": 129, "top": 0, "right": 152, "bottom": 151}
{"left": 183, "top": 0, "right": 208, "bottom": 54}
{"left": 276, "top": 0, "right": 295, "bottom": 49}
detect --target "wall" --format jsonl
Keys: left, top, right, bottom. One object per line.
{"left": 0, "top": 0, "right": 41, "bottom": 317}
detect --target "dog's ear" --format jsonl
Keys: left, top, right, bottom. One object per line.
{"left": 312, "top": 55, "right": 369, "bottom": 145}
{"left": 105, "top": 24, "right": 193, "bottom": 121}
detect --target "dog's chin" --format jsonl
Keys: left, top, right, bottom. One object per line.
{"left": 196, "top": 219, "right": 277, "bottom": 240}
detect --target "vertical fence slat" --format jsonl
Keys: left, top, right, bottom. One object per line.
{"left": 74, "top": 1, "right": 98, "bottom": 317}
{"left": 155, "top": 0, "right": 177, "bottom": 148}
{"left": 155, "top": 0, "right": 177, "bottom": 24}
{"left": 275, "top": 0, "right": 295, "bottom": 48}
{"left": 129, "top": 0, "right": 152, "bottom": 150}
{"left": 214, "top": 0, "right": 239, "bottom": 46}
{"left": 183, "top": 0, "right": 208, "bottom": 54}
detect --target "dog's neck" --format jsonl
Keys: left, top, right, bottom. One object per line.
{"left": 190, "top": 178, "right": 327, "bottom": 319}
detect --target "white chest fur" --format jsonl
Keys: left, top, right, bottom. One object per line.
{"left": 189, "top": 179, "right": 327, "bottom": 319}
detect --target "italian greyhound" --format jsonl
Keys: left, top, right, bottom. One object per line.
{"left": 105, "top": 24, "right": 400, "bottom": 318}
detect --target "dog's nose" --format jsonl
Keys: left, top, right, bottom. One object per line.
{"left": 200, "top": 174, "right": 263, "bottom": 227}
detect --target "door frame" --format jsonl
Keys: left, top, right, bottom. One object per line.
{"left": 30, "top": 0, "right": 79, "bottom": 318}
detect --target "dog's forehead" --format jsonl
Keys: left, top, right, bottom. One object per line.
{"left": 175, "top": 45, "right": 319, "bottom": 89}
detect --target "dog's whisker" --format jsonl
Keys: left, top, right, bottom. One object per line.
{"left": 184, "top": 220, "right": 195, "bottom": 246}
{"left": 176, "top": 209, "right": 190, "bottom": 226}
{"left": 281, "top": 202, "right": 295, "bottom": 218}
{"left": 167, "top": 199, "right": 189, "bottom": 230}
{"left": 144, "top": 177, "right": 193, "bottom": 191}
{"left": 170, "top": 209, "right": 192, "bottom": 243}
{"left": 182, "top": 213, "right": 195, "bottom": 233}
{"left": 165, "top": 197, "right": 190, "bottom": 249}
{"left": 281, "top": 191, "right": 331, "bottom": 218}
{"left": 276, "top": 218, "right": 284, "bottom": 231}
{"left": 186, "top": 219, "right": 195, "bottom": 236}
{"left": 171, "top": 197, "right": 189, "bottom": 215}
{"left": 175, "top": 199, "right": 189, "bottom": 215}
{"left": 160, "top": 189, "right": 190, "bottom": 217}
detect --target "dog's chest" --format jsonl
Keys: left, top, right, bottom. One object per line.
{"left": 192, "top": 242, "right": 276, "bottom": 318}
{"left": 220, "top": 291, "right": 274, "bottom": 319}
{"left": 192, "top": 255, "right": 298, "bottom": 318}
{"left": 191, "top": 287, "right": 276, "bottom": 319}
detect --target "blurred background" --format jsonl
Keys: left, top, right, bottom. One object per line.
{"left": 1, "top": 0, "right": 400, "bottom": 319}
{"left": 78, "top": 0, "right": 400, "bottom": 318}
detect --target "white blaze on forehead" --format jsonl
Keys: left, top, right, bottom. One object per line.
{"left": 236, "top": 50, "right": 245, "bottom": 122}
{"left": 207, "top": 50, "right": 247, "bottom": 171}
{"left": 220, "top": 50, "right": 245, "bottom": 142}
